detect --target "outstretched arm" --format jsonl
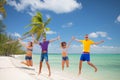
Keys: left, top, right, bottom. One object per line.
{"left": 49, "top": 36, "right": 60, "bottom": 43}
{"left": 67, "top": 36, "right": 74, "bottom": 48}
{"left": 72, "top": 36, "right": 80, "bottom": 42}
{"left": 31, "top": 34, "right": 35, "bottom": 45}
{"left": 94, "top": 40, "right": 104, "bottom": 45}
{"left": 31, "top": 34, "right": 39, "bottom": 44}
{"left": 18, "top": 38, "right": 26, "bottom": 48}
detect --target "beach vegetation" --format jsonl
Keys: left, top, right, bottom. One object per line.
{"left": 0, "top": 33, "right": 26, "bottom": 56}
{"left": 0, "top": 0, "right": 7, "bottom": 18}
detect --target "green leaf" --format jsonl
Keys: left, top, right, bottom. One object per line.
{"left": 23, "top": 31, "right": 30, "bottom": 36}
{"left": 44, "top": 18, "right": 51, "bottom": 27}
{"left": 45, "top": 27, "right": 50, "bottom": 31}
{"left": 23, "top": 11, "right": 51, "bottom": 40}
{"left": 24, "top": 22, "right": 43, "bottom": 28}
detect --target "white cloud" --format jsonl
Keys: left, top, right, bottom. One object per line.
{"left": 96, "top": 32, "right": 107, "bottom": 37}
{"left": 14, "top": 32, "right": 21, "bottom": 37}
{"left": 27, "top": 12, "right": 36, "bottom": 16}
{"left": 117, "top": 15, "right": 120, "bottom": 22}
{"left": 107, "top": 37, "right": 112, "bottom": 40}
{"left": 115, "top": 15, "right": 120, "bottom": 23}
{"left": 91, "top": 45, "right": 120, "bottom": 53}
{"left": 46, "top": 14, "right": 51, "bottom": 19}
{"left": 46, "top": 30, "right": 57, "bottom": 35}
{"left": 7, "top": 0, "right": 82, "bottom": 15}
{"left": 10, "top": 32, "right": 21, "bottom": 38}
{"left": 62, "top": 22, "right": 73, "bottom": 28}
{"left": 0, "top": 14, "right": 3, "bottom": 20}
{"left": 89, "top": 31, "right": 112, "bottom": 40}
{"left": 69, "top": 44, "right": 120, "bottom": 54}
{"left": 89, "top": 32, "right": 98, "bottom": 38}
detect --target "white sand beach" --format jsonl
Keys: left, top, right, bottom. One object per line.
{"left": 0, "top": 56, "right": 36, "bottom": 80}
{"left": 0, "top": 56, "right": 86, "bottom": 80}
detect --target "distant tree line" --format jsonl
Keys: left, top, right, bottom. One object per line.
{"left": 0, "top": 0, "right": 26, "bottom": 56}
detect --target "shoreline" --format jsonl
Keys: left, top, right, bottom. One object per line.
{"left": 0, "top": 55, "right": 86, "bottom": 80}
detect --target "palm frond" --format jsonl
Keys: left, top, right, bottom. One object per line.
{"left": 24, "top": 22, "right": 43, "bottom": 28}
{"left": 36, "top": 31, "right": 43, "bottom": 41}
{"left": 44, "top": 18, "right": 51, "bottom": 27}
{"left": 45, "top": 27, "right": 50, "bottom": 31}
{"left": 24, "top": 12, "right": 51, "bottom": 40}
{"left": 32, "top": 12, "right": 43, "bottom": 23}
{"left": 23, "top": 31, "right": 30, "bottom": 36}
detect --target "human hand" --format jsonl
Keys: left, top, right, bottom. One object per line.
{"left": 18, "top": 38, "right": 21, "bottom": 41}
{"left": 101, "top": 40, "right": 104, "bottom": 43}
{"left": 72, "top": 36, "right": 76, "bottom": 40}
{"left": 57, "top": 36, "right": 60, "bottom": 40}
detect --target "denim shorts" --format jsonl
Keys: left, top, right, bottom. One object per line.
{"left": 25, "top": 56, "right": 32, "bottom": 60}
{"left": 40, "top": 53, "right": 48, "bottom": 62}
{"left": 62, "top": 56, "right": 69, "bottom": 61}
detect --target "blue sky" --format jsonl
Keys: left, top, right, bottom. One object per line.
{"left": 2, "top": 0, "right": 120, "bottom": 53}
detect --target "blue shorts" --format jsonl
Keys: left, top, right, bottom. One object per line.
{"left": 62, "top": 56, "right": 69, "bottom": 61}
{"left": 80, "top": 52, "right": 90, "bottom": 61}
{"left": 25, "top": 56, "right": 32, "bottom": 60}
{"left": 40, "top": 53, "right": 48, "bottom": 62}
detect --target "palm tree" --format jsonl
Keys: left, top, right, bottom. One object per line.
{"left": 0, "top": 0, "right": 6, "bottom": 18}
{"left": 0, "top": 0, "right": 6, "bottom": 33}
{"left": 24, "top": 12, "right": 51, "bottom": 41}
{"left": 0, "top": 20, "right": 6, "bottom": 33}
{"left": 0, "top": 33, "right": 25, "bottom": 56}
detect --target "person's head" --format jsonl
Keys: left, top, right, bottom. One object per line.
{"left": 28, "top": 42, "right": 33, "bottom": 47}
{"left": 42, "top": 37, "right": 46, "bottom": 42}
{"left": 61, "top": 42, "right": 67, "bottom": 48}
{"left": 84, "top": 34, "right": 89, "bottom": 40}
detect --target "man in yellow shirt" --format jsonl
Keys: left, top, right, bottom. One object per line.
{"left": 73, "top": 34, "right": 104, "bottom": 75}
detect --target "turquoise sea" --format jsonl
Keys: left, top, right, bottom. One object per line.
{"left": 18, "top": 53, "right": 120, "bottom": 80}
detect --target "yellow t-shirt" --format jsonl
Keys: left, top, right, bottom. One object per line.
{"left": 80, "top": 39, "right": 94, "bottom": 52}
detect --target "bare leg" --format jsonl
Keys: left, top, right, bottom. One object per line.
{"left": 62, "top": 60, "right": 65, "bottom": 71}
{"left": 38, "top": 61, "right": 42, "bottom": 75}
{"left": 87, "top": 61, "right": 97, "bottom": 72}
{"left": 46, "top": 61, "right": 51, "bottom": 76}
{"left": 29, "top": 60, "right": 33, "bottom": 66}
{"left": 21, "top": 60, "right": 29, "bottom": 66}
{"left": 66, "top": 60, "right": 69, "bottom": 68}
{"left": 78, "top": 60, "right": 83, "bottom": 75}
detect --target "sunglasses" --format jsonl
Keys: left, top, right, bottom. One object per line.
{"left": 62, "top": 44, "right": 66, "bottom": 46}
{"left": 85, "top": 37, "right": 88, "bottom": 38}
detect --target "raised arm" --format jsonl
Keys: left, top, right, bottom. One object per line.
{"left": 31, "top": 34, "right": 39, "bottom": 44}
{"left": 49, "top": 36, "right": 60, "bottom": 43}
{"left": 67, "top": 36, "right": 74, "bottom": 48}
{"left": 18, "top": 38, "right": 26, "bottom": 48}
{"left": 94, "top": 40, "right": 104, "bottom": 45}
{"left": 73, "top": 36, "right": 80, "bottom": 42}
{"left": 31, "top": 34, "right": 34, "bottom": 42}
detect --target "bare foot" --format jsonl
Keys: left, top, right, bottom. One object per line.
{"left": 95, "top": 68, "right": 97, "bottom": 72}
{"left": 21, "top": 61, "right": 25, "bottom": 64}
{"left": 78, "top": 71, "right": 81, "bottom": 76}
{"left": 21, "top": 61, "right": 29, "bottom": 66}
{"left": 38, "top": 71, "right": 41, "bottom": 75}
{"left": 48, "top": 72, "right": 51, "bottom": 77}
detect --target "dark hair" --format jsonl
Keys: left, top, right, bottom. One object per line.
{"left": 29, "top": 42, "right": 33, "bottom": 47}
{"left": 61, "top": 42, "right": 67, "bottom": 47}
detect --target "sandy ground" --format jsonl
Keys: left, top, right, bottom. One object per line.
{"left": 0, "top": 56, "right": 85, "bottom": 80}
